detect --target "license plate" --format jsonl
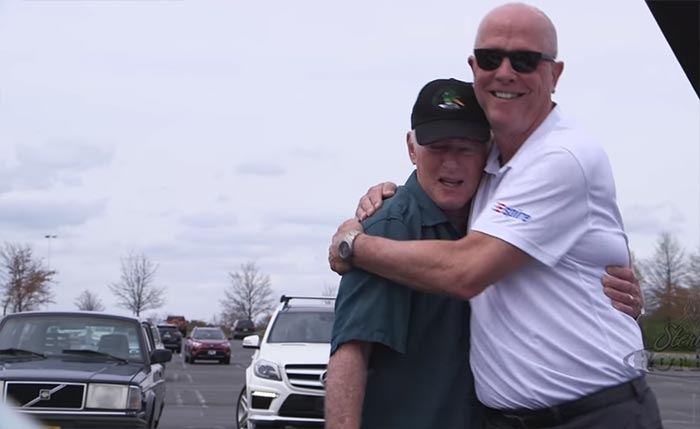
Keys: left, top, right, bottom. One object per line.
{"left": 207, "top": 350, "right": 216, "bottom": 355}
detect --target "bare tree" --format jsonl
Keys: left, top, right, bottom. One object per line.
{"left": 322, "top": 283, "right": 338, "bottom": 297}
{"left": 0, "top": 242, "right": 55, "bottom": 315}
{"left": 220, "top": 261, "right": 275, "bottom": 324}
{"left": 630, "top": 251, "right": 653, "bottom": 313}
{"left": 687, "top": 246, "right": 700, "bottom": 288}
{"left": 685, "top": 247, "right": 700, "bottom": 321}
{"left": 144, "top": 312, "right": 162, "bottom": 324}
{"left": 321, "top": 282, "right": 338, "bottom": 305}
{"left": 109, "top": 251, "right": 166, "bottom": 317}
{"left": 74, "top": 289, "right": 105, "bottom": 312}
{"left": 642, "top": 232, "right": 688, "bottom": 320}
{"left": 146, "top": 312, "right": 167, "bottom": 324}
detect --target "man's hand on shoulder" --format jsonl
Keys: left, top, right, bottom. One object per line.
{"left": 329, "top": 218, "right": 364, "bottom": 275}
{"left": 356, "top": 182, "right": 397, "bottom": 221}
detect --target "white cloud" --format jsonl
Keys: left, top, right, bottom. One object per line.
{"left": 235, "top": 162, "right": 286, "bottom": 177}
{"left": 0, "top": 141, "right": 113, "bottom": 194}
{"left": 0, "top": 198, "right": 106, "bottom": 230}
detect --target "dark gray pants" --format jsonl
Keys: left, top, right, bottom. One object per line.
{"left": 483, "top": 378, "right": 663, "bottom": 429}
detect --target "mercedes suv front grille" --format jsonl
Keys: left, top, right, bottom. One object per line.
{"left": 285, "top": 364, "right": 327, "bottom": 391}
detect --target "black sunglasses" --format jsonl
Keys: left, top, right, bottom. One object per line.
{"left": 473, "top": 49, "right": 556, "bottom": 73}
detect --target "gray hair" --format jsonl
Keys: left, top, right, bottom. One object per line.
{"left": 408, "top": 129, "right": 419, "bottom": 146}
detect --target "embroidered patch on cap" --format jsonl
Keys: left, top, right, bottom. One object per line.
{"left": 433, "top": 88, "right": 465, "bottom": 110}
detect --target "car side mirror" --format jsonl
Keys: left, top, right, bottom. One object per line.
{"left": 241, "top": 335, "right": 260, "bottom": 349}
{"left": 151, "top": 348, "right": 172, "bottom": 364}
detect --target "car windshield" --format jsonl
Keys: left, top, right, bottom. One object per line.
{"left": 235, "top": 320, "right": 254, "bottom": 329}
{"left": 267, "top": 310, "right": 334, "bottom": 343}
{"left": 0, "top": 315, "right": 144, "bottom": 363}
{"left": 192, "top": 329, "right": 225, "bottom": 340}
{"left": 159, "top": 326, "right": 180, "bottom": 335}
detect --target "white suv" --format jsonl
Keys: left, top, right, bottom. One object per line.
{"left": 236, "top": 295, "right": 335, "bottom": 429}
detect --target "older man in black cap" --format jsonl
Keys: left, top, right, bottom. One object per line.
{"left": 325, "top": 78, "right": 490, "bottom": 429}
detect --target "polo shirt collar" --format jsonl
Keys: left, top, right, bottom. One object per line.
{"left": 483, "top": 105, "right": 563, "bottom": 175}
{"left": 404, "top": 170, "right": 452, "bottom": 227}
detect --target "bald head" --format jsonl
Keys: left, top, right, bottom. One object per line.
{"left": 475, "top": 3, "right": 558, "bottom": 57}
{"left": 467, "top": 2, "right": 564, "bottom": 154}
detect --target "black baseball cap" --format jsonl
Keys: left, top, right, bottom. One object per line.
{"left": 410, "top": 78, "right": 490, "bottom": 145}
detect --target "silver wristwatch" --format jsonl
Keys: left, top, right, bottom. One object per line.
{"left": 338, "top": 230, "right": 363, "bottom": 262}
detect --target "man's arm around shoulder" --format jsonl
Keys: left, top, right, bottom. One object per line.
{"left": 335, "top": 228, "right": 531, "bottom": 299}
{"left": 325, "top": 341, "right": 371, "bottom": 429}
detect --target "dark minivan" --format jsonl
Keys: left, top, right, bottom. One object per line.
{"left": 157, "top": 323, "right": 183, "bottom": 354}
{"left": 231, "top": 319, "right": 256, "bottom": 339}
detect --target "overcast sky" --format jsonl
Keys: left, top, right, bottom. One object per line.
{"left": 0, "top": 0, "right": 698, "bottom": 322}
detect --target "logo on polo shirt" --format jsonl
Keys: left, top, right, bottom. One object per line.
{"left": 493, "top": 202, "right": 531, "bottom": 222}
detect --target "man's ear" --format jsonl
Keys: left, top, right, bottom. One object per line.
{"left": 467, "top": 56, "right": 477, "bottom": 75}
{"left": 406, "top": 132, "right": 417, "bottom": 165}
{"left": 551, "top": 61, "right": 564, "bottom": 93}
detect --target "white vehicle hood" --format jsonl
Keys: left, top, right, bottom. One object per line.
{"left": 259, "top": 342, "right": 330, "bottom": 365}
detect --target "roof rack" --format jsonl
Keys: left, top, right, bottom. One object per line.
{"left": 279, "top": 295, "right": 336, "bottom": 309}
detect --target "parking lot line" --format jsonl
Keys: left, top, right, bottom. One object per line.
{"left": 195, "top": 390, "right": 208, "bottom": 408}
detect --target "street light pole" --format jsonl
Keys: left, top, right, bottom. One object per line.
{"left": 45, "top": 234, "right": 57, "bottom": 270}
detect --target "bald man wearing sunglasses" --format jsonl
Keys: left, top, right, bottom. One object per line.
{"left": 328, "top": 3, "right": 661, "bottom": 428}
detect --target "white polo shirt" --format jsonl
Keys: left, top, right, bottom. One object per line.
{"left": 469, "top": 106, "right": 643, "bottom": 409}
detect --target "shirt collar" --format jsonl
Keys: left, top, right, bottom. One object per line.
{"left": 483, "top": 105, "right": 563, "bottom": 175}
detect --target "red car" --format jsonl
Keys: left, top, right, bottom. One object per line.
{"left": 184, "top": 327, "right": 231, "bottom": 364}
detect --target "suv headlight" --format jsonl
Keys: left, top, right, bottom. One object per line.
{"left": 254, "top": 359, "right": 282, "bottom": 381}
{"left": 86, "top": 384, "right": 142, "bottom": 410}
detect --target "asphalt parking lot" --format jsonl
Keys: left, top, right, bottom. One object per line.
{"left": 648, "top": 372, "right": 700, "bottom": 429}
{"left": 156, "top": 340, "right": 698, "bottom": 429}
{"left": 158, "top": 341, "right": 254, "bottom": 429}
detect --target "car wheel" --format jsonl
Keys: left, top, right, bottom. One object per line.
{"left": 223, "top": 358, "right": 230, "bottom": 365}
{"left": 147, "top": 400, "right": 157, "bottom": 429}
{"left": 154, "top": 402, "right": 164, "bottom": 429}
{"left": 236, "top": 386, "right": 250, "bottom": 429}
